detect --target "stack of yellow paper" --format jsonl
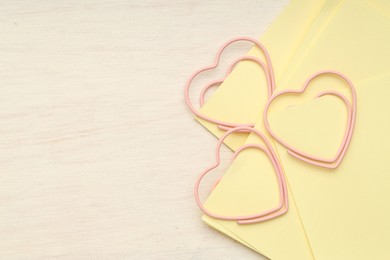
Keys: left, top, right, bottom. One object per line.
{"left": 194, "top": 0, "right": 390, "bottom": 259}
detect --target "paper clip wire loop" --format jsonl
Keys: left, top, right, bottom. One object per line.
{"left": 263, "top": 70, "right": 357, "bottom": 168}
{"left": 194, "top": 126, "right": 289, "bottom": 224}
{"left": 185, "top": 37, "right": 275, "bottom": 128}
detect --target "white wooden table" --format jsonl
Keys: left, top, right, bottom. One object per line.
{"left": 0, "top": 1, "right": 288, "bottom": 259}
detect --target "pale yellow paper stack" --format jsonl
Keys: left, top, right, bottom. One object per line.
{"left": 195, "top": 0, "right": 390, "bottom": 259}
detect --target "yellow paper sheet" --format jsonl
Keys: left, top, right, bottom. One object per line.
{"left": 276, "top": 0, "right": 390, "bottom": 91}
{"left": 200, "top": 0, "right": 390, "bottom": 258}
{"left": 268, "top": 74, "right": 390, "bottom": 259}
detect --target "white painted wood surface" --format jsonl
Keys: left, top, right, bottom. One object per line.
{"left": 0, "top": 1, "right": 288, "bottom": 259}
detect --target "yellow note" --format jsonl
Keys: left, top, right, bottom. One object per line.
{"left": 277, "top": 0, "right": 390, "bottom": 91}
{"left": 268, "top": 74, "right": 390, "bottom": 259}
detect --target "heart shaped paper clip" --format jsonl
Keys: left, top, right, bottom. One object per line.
{"left": 194, "top": 126, "right": 288, "bottom": 224}
{"left": 185, "top": 37, "right": 275, "bottom": 128}
{"left": 264, "top": 70, "right": 357, "bottom": 168}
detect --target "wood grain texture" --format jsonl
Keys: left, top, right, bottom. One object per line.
{"left": 0, "top": 1, "right": 288, "bottom": 259}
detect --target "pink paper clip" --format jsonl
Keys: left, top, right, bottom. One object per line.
{"left": 263, "top": 70, "right": 357, "bottom": 168}
{"left": 185, "top": 37, "right": 275, "bottom": 129}
{"left": 194, "top": 126, "right": 288, "bottom": 224}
